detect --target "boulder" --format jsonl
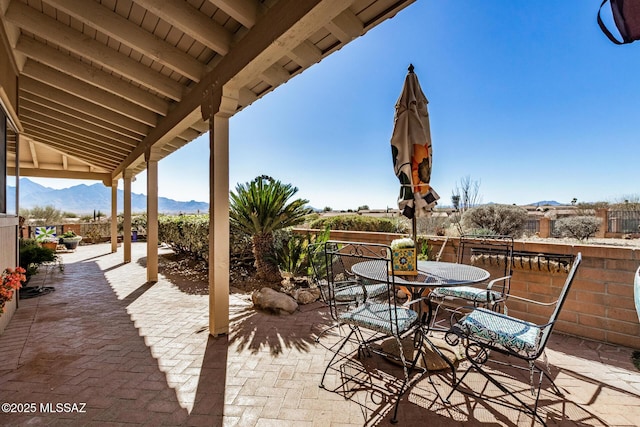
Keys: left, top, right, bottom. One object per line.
{"left": 292, "top": 287, "right": 321, "bottom": 304}
{"left": 252, "top": 287, "right": 298, "bottom": 314}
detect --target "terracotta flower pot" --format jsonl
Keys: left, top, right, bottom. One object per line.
{"left": 41, "top": 241, "right": 57, "bottom": 251}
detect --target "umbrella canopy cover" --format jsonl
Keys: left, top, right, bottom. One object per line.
{"left": 391, "top": 66, "right": 440, "bottom": 219}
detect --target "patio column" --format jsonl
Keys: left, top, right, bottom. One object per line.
{"left": 146, "top": 147, "right": 162, "bottom": 283}
{"left": 123, "top": 169, "right": 133, "bottom": 263}
{"left": 110, "top": 179, "right": 118, "bottom": 253}
{"left": 205, "top": 87, "right": 238, "bottom": 336}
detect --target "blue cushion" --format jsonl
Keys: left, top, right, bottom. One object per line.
{"left": 339, "top": 303, "right": 418, "bottom": 334}
{"left": 431, "top": 286, "right": 501, "bottom": 303}
{"left": 455, "top": 308, "right": 541, "bottom": 358}
{"left": 334, "top": 282, "right": 387, "bottom": 302}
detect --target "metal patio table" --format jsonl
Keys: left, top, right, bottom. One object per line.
{"left": 350, "top": 260, "right": 490, "bottom": 375}
{"left": 351, "top": 260, "right": 490, "bottom": 321}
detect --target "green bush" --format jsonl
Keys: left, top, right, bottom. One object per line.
{"left": 461, "top": 204, "right": 528, "bottom": 237}
{"left": 308, "top": 215, "right": 409, "bottom": 233}
{"left": 555, "top": 216, "right": 600, "bottom": 241}
{"left": 19, "top": 238, "right": 58, "bottom": 278}
{"left": 158, "top": 215, "right": 209, "bottom": 260}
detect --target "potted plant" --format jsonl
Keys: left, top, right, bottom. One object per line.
{"left": 60, "top": 231, "right": 82, "bottom": 250}
{"left": 37, "top": 235, "right": 59, "bottom": 251}
{"left": 390, "top": 237, "right": 418, "bottom": 276}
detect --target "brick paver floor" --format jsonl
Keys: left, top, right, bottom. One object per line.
{"left": 1, "top": 243, "right": 639, "bottom": 426}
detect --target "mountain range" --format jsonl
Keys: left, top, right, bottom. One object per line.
{"left": 9, "top": 178, "right": 209, "bottom": 214}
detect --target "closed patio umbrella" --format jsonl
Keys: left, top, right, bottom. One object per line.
{"left": 390, "top": 64, "right": 439, "bottom": 240}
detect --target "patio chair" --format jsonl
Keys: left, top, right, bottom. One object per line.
{"left": 308, "top": 242, "right": 389, "bottom": 342}
{"left": 443, "top": 252, "right": 582, "bottom": 426}
{"left": 429, "top": 234, "right": 514, "bottom": 327}
{"left": 319, "top": 241, "right": 428, "bottom": 424}
{"left": 308, "top": 242, "right": 388, "bottom": 306}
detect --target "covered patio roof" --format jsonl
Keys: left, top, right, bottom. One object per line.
{"left": 1, "top": 0, "right": 415, "bottom": 182}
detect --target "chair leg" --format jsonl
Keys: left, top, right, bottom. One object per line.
{"left": 315, "top": 322, "right": 341, "bottom": 343}
{"left": 448, "top": 357, "right": 550, "bottom": 426}
{"left": 390, "top": 330, "right": 428, "bottom": 424}
{"left": 320, "top": 327, "right": 356, "bottom": 389}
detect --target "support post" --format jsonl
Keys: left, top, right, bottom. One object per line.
{"left": 123, "top": 169, "right": 133, "bottom": 263}
{"left": 205, "top": 86, "right": 238, "bottom": 336}
{"left": 111, "top": 179, "right": 118, "bottom": 252}
{"left": 146, "top": 147, "right": 162, "bottom": 282}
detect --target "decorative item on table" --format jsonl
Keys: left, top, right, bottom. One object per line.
{"left": 390, "top": 237, "right": 418, "bottom": 276}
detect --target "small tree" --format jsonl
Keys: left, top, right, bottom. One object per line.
{"left": 461, "top": 204, "right": 528, "bottom": 237}
{"left": 450, "top": 176, "right": 482, "bottom": 234}
{"left": 22, "top": 205, "right": 64, "bottom": 226}
{"left": 555, "top": 216, "right": 600, "bottom": 241}
{"left": 230, "top": 176, "right": 312, "bottom": 282}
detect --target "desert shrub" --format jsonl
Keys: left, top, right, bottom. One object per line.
{"left": 158, "top": 215, "right": 209, "bottom": 260}
{"left": 308, "top": 215, "right": 409, "bottom": 233}
{"left": 416, "top": 214, "right": 450, "bottom": 236}
{"left": 22, "top": 205, "right": 63, "bottom": 226}
{"left": 271, "top": 227, "right": 330, "bottom": 276}
{"left": 461, "top": 204, "right": 528, "bottom": 237}
{"left": 554, "top": 216, "right": 600, "bottom": 241}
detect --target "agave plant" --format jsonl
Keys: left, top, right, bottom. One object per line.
{"left": 229, "top": 175, "right": 312, "bottom": 282}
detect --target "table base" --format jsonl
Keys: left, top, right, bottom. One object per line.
{"left": 380, "top": 335, "right": 464, "bottom": 371}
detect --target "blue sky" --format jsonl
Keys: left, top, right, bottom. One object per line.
{"left": 29, "top": 1, "right": 640, "bottom": 210}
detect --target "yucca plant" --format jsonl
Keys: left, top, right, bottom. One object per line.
{"left": 229, "top": 175, "right": 312, "bottom": 282}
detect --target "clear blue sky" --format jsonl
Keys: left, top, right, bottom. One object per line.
{"left": 28, "top": 1, "right": 640, "bottom": 210}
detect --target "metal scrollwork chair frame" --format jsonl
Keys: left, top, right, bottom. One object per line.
{"left": 429, "top": 234, "right": 514, "bottom": 327}
{"left": 318, "top": 241, "right": 428, "bottom": 424}
{"left": 444, "top": 252, "right": 582, "bottom": 426}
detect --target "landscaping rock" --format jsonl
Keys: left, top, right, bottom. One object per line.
{"left": 292, "top": 287, "right": 321, "bottom": 304}
{"left": 252, "top": 287, "right": 298, "bottom": 314}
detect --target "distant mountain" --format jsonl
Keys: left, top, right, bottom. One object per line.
{"left": 12, "top": 178, "right": 209, "bottom": 214}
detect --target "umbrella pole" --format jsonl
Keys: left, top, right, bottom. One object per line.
{"left": 412, "top": 216, "right": 417, "bottom": 243}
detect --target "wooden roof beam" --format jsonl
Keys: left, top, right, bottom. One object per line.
{"left": 21, "top": 114, "right": 136, "bottom": 155}
{"left": 207, "top": 0, "right": 259, "bottom": 29}
{"left": 20, "top": 78, "right": 151, "bottom": 137}
{"left": 19, "top": 99, "right": 141, "bottom": 148}
{"left": 28, "top": 140, "right": 38, "bottom": 168}
{"left": 19, "top": 136, "right": 105, "bottom": 172}
{"left": 11, "top": 167, "right": 111, "bottom": 181}
{"left": 19, "top": 92, "right": 145, "bottom": 140}
{"left": 16, "top": 37, "right": 170, "bottom": 116}
{"left": 326, "top": 8, "right": 363, "bottom": 43}
{"left": 115, "top": 0, "right": 351, "bottom": 177}
{"left": 23, "top": 131, "right": 118, "bottom": 169}
{"left": 132, "top": 0, "right": 232, "bottom": 55}
{"left": 22, "top": 61, "right": 159, "bottom": 127}
{"left": 289, "top": 40, "right": 322, "bottom": 68}
{"left": 44, "top": 0, "right": 205, "bottom": 81}
{"left": 4, "top": 1, "right": 184, "bottom": 100}
{"left": 261, "top": 65, "right": 290, "bottom": 87}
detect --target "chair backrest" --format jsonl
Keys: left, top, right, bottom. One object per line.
{"left": 537, "top": 252, "right": 582, "bottom": 352}
{"left": 323, "top": 241, "right": 395, "bottom": 321}
{"left": 458, "top": 234, "right": 514, "bottom": 294}
{"left": 308, "top": 242, "right": 329, "bottom": 302}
